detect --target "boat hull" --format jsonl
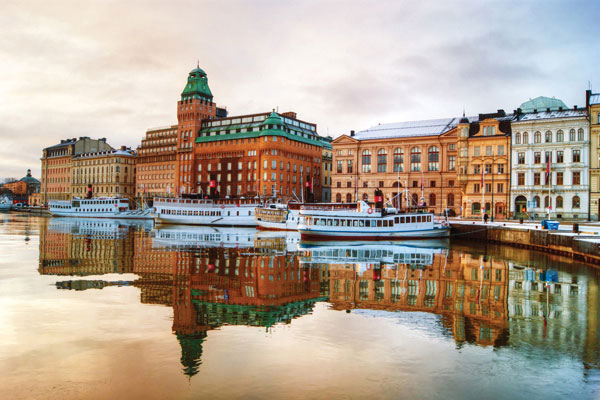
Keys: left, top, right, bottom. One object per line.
{"left": 155, "top": 215, "right": 257, "bottom": 226}
{"left": 256, "top": 220, "right": 298, "bottom": 231}
{"left": 49, "top": 210, "right": 154, "bottom": 220}
{"left": 298, "top": 227, "right": 450, "bottom": 241}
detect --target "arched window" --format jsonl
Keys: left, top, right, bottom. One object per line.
{"left": 447, "top": 193, "right": 454, "bottom": 207}
{"left": 556, "top": 196, "right": 563, "bottom": 208}
{"left": 545, "top": 131, "right": 552, "bottom": 143}
{"left": 362, "top": 192, "right": 369, "bottom": 201}
{"left": 361, "top": 150, "right": 371, "bottom": 173}
{"left": 393, "top": 148, "right": 404, "bottom": 172}
{"left": 534, "top": 131, "right": 541, "bottom": 143}
{"left": 472, "top": 202, "right": 481, "bottom": 215}
{"left": 410, "top": 147, "right": 421, "bottom": 172}
{"left": 578, "top": 128, "right": 584, "bottom": 141}
{"left": 428, "top": 146, "right": 439, "bottom": 171}
{"left": 534, "top": 196, "right": 540, "bottom": 208}
{"left": 523, "top": 132, "right": 529, "bottom": 144}
{"left": 515, "top": 132, "right": 521, "bottom": 144}
{"left": 346, "top": 193, "right": 352, "bottom": 203}
{"left": 377, "top": 149, "right": 387, "bottom": 172}
{"left": 411, "top": 193, "right": 419, "bottom": 207}
{"left": 572, "top": 196, "right": 580, "bottom": 208}
{"left": 336, "top": 193, "right": 342, "bottom": 202}
{"left": 429, "top": 193, "right": 436, "bottom": 206}
{"left": 544, "top": 196, "right": 551, "bottom": 209}
{"left": 556, "top": 130, "right": 564, "bottom": 142}
{"left": 569, "top": 129, "right": 576, "bottom": 141}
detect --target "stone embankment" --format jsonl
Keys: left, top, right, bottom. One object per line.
{"left": 451, "top": 220, "right": 600, "bottom": 265}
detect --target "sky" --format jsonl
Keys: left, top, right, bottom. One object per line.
{"left": 1, "top": 0, "right": 599, "bottom": 180}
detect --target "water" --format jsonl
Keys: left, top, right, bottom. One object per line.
{"left": 0, "top": 214, "right": 599, "bottom": 399}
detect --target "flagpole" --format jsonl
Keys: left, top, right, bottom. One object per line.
{"left": 481, "top": 166, "right": 485, "bottom": 222}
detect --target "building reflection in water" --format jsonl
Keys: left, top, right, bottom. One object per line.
{"left": 38, "top": 220, "right": 599, "bottom": 378}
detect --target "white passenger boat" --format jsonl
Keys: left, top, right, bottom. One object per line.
{"left": 255, "top": 202, "right": 356, "bottom": 231}
{"left": 48, "top": 197, "right": 154, "bottom": 219}
{"left": 153, "top": 197, "right": 260, "bottom": 226}
{"left": 297, "top": 201, "right": 450, "bottom": 240}
{"left": 0, "top": 196, "right": 11, "bottom": 212}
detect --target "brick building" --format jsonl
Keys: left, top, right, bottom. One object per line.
{"left": 135, "top": 125, "right": 178, "bottom": 199}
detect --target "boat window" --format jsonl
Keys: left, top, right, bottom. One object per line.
{"left": 389, "top": 220, "right": 394, "bottom": 227}
{"left": 383, "top": 220, "right": 388, "bottom": 227}
{"left": 395, "top": 217, "right": 399, "bottom": 223}
{"left": 334, "top": 219, "right": 339, "bottom": 226}
{"left": 428, "top": 216, "right": 432, "bottom": 222}
{"left": 377, "top": 220, "right": 382, "bottom": 227}
{"left": 411, "top": 216, "right": 416, "bottom": 223}
{"left": 359, "top": 220, "right": 364, "bottom": 227}
{"left": 326, "top": 219, "right": 332, "bottom": 226}
{"left": 353, "top": 220, "right": 358, "bottom": 227}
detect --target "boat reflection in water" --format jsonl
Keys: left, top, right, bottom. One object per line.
{"left": 37, "top": 219, "right": 600, "bottom": 379}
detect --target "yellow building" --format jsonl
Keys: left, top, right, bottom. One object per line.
{"left": 587, "top": 90, "right": 600, "bottom": 220}
{"left": 71, "top": 147, "right": 136, "bottom": 202}
{"left": 457, "top": 112, "right": 512, "bottom": 219}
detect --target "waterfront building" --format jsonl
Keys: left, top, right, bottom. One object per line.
{"left": 331, "top": 119, "right": 462, "bottom": 215}
{"left": 135, "top": 124, "right": 178, "bottom": 199}
{"left": 40, "top": 137, "right": 112, "bottom": 204}
{"left": 320, "top": 136, "right": 333, "bottom": 202}
{"left": 457, "top": 111, "right": 512, "bottom": 219}
{"left": 3, "top": 169, "right": 41, "bottom": 203}
{"left": 587, "top": 90, "right": 600, "bottom": 220}
{"left": 510, "top": 97, "right": 588, "bottom": 220}
{"left": 71, "top": 147, "right": 137, "bottom": 202}
{"left": 175, "top": 66, "right": 227, "bottom": 196}
{"left": 194, "top": 110, "right": 325, "bottom": 201}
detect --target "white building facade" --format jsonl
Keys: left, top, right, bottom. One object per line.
{"left": 510, "top": 97, "right": 589, "bottom": 220}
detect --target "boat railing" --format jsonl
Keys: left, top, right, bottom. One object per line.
{"left": 153, "top": 197, "right": 260, "bottom": 207}
{"left": 300, "top": 204, "right": 362, "bottom": 211}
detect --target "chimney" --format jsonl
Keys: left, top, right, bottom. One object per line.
{"left": 587, "top": 90, "right": 592, "bottom": 107}
{"left": 350, "top": 130, "right": 355, "bottom": 137}
{"left": 559, "top": 106, "right": 563, "bottom": 111}
{"left": 546, "top": 108, "right": 550, "bottom": 112}
{"left": 574, "top": 105, "right": 578, "bottom": 110}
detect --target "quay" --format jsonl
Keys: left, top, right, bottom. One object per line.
{"left": 451, "top": 219, "right": 600, "bottom": 266}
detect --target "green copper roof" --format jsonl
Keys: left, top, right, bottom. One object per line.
{"left": 263, "top": 111, "right": 284, "bottom": 126}
{"left": 519, "top": 96, "right": 568, "bottom": 113}
{"left": 195, "top": 128, "right": 325, "bottom": 147}
{"left": 181, "top": 67, "right": 213, "bottom": 101}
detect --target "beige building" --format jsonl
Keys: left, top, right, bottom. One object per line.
{"left": 587, "top": 90, "right": 600, "bottom": 220}
{"left": 71, "top": 147, "right": 136, "bottom": 202}
{"left": 41, "top": 137, "right": 112, "bottom": 204}
{"left": 332, "top": 119, "right": 462, "bottom": 215}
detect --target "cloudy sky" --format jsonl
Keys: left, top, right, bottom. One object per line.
{"left": 1, "top": 0, "right": 599, "bottom": 180}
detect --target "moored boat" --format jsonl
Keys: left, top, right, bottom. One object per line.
{"left": 153, "top": 197, "right": 260, "bottom": 226}
{"left": 49, "top": 197, "right": 153, "bottom": 219}
{"left": 0, "top": 196, "right": 11, "bottom": 212}
{"left": 297, "top": 201, "right": 449, "bottom": 240}
{"left": 255, "top": 202, "right": 356, "bottom": 231}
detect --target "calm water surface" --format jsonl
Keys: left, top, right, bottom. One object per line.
{"left": 0, "top": 214, "right": 599, "bottom": 399}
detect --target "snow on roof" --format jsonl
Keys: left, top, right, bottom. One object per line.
{"left": 515, "top": 109, "right": 587, "bottom": 122}
{"left": 354, "top": 117, "right": 464, "bottom": 140}
{"left": 590, "top": 94, "right": 600, "bottom": 105}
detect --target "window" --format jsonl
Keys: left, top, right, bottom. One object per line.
{"left": 430, "top": 180, "right": 436, "bottom": 188}
{"left": 428, "top": 146, "right": 439, "bottom": 171}
{"left": 573, "top": 150, "right": 581, "bottom": 163}
{"left": 361, "top": 150, "right": 371, "bottom": 173}
{"left": 410, "top": 147, "right": 421, "bottom": 171}
{"left": 523, "top": 132, "right": 528, "bottom": 144}
{"left": 485, "top": 164, "right": 492, "bottom": 174}
{"left": 573, "top": 196, "right": 581, "bottom": 208}
{"left": 545, "top": 151, "right": 552, "bottom": 164}
{"left": 518, "top": 173, "right": 525, "bottom": 185}
{"left": 556, "top": 172, "right": 563, "bottom": 185}
{"left": 485, "top": 183, "right": 491, "bottom": 193}
{"left": 346, "top": 193, "right": 352, "bottom": 202}
{"left": 377, "top": 149, "right": 387, "bottom": 172}
{"left": 556, "top": 196, "right": 563, "bottom": 208}
{"left": 573, "top": 171, "right": 580, "bottom": 185}
{"left": 449, "top": 144, "right": 456, "bottom": 150}
{"left": 534, "top": 173, "right": 540, "bottom": 185}
{"left": 497, "top": 183, "right": 504, "bottom": 193}
{"left": 545, "top": 131, "right": 552, "bottom": 143}
{"left": 498, "top": 145, "right": 504, "bottom": 156}
{"left": 497, "top": 164, "right": 504, "bottom": 174}
{"left": 486, "top": 146, "right": 492, "bottom": 156}
{"left": 336, "top": 193, "right": 342, "bottom": 202}
{"left": 473, "top": 183, "right": 480, "bottom": 193}
{"left": 557, "top": 130, "right": 564, "bottom": 142}
{"left": 346, "top": 181, "right": 351, "bottom": 188}
{"left": 518, "top": 153, "right": 525, "bottom": 164}
{"left": 474, "top": 164, "right": 481, "bottom": 174}
{"left": 557, "top": 151, "right": 564, "bottom": 163}
{"left": 472, "top": 202, "right": 481, "bottom": 214}
{"left": 429, "top": 193, "right": 436, "bottom": 206}
{"left": 448, "top": 180, "right": 455, "bottom": 187}
{"left": 393, "top": 148, "right": 404, "bottom": 172}
{"left": 337, "top": 160, "right": 343, "bottom": 173}
{"left": 447, "top": 193, "right": 455, "bottom": 206}
{"left": 474, "top": 147, "right": 480, "bottom": 156}
{"left": 534, "top": 196, "right": 540, "bottom": 208}
{"left": 569, "top": 129, "right": 576, "bottom": 141}
{"left": 544, "top": 196, "right": 551, "bottom": 209}
{"left": 578, "top": 128, "right": 584, "bottom": 141}
{"left": 271, "top": 160, "right": 277, "bottom": 169}
{"left": 448, "top": 155, "right": 456, "bottom": 171}
{"left": 347, "top": 160, "right": 353, "bottom": 174}
{"left": 534, "top": 152, "right": 541, "bottom": 164}
{"left": 534, "top": 131, "right": 541, "bottom": 143}
{"left": 515, "top": 132, "right": 521, "bottom": 144}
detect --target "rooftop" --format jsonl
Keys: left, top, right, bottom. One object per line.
{"left": 519, "top": 96, "right": 568, "bottom": 113}
{"left": 514, "top": 108, "right": 587, "bottom": 122}
{"left": 590, "top": 93, "right": 600, "bottom": 105}
{"left": 354, "top": 117, "right": 465, "bottom": 140}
